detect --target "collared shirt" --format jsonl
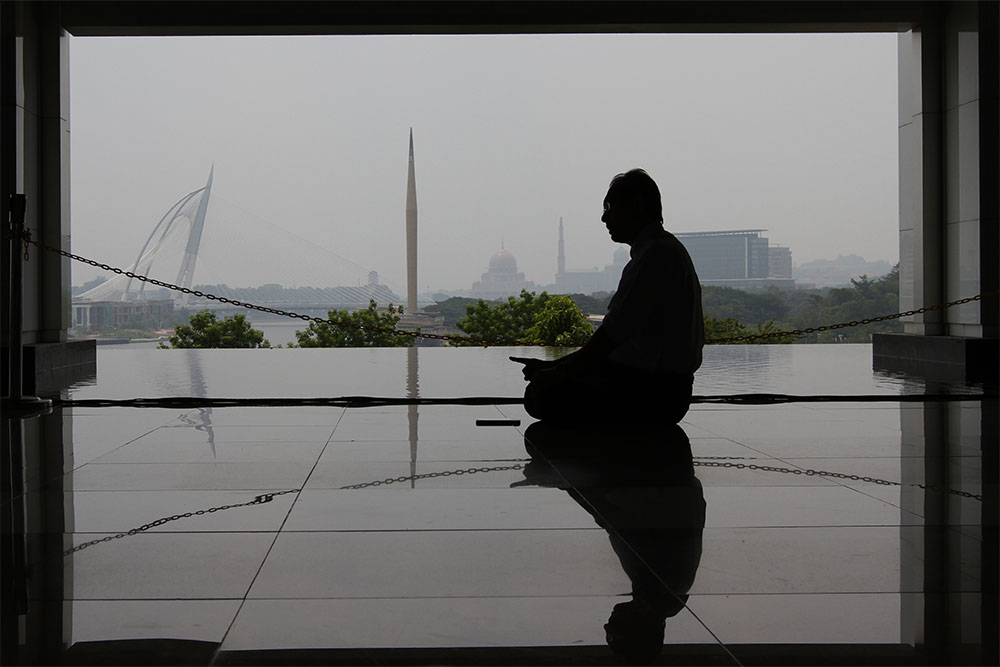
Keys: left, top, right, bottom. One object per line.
{"left": 600, "top": 223, "right": 704, "bottom": 375}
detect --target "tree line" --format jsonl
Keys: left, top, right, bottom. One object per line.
{"left": 159, "top": 265, "right": 901, "bottom": 348}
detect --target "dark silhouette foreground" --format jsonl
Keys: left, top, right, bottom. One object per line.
{"left": 516, "top": 422, "right": 706, "bottom": 664}
{"left": 512, "top": 169, "right": 703, "bottom": 426}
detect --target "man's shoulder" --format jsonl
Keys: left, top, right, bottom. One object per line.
{"left": 636, "top": 227, "right": 688, "bottom": 258}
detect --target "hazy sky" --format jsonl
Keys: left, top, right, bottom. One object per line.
{"left": 70, "top": 33, "right": 898, "bottom": 295}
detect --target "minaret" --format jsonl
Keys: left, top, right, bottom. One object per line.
{"left": 557, "top": 217, "right": 566, "bottom": 277}
{"left": 405, "top": 128, "right": 418, "bottom": 313}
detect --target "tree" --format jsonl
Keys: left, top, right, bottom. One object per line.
{"left": 289, "top": 299, "right": 412, "bottom": 347}
{"left": 423, "top": 296, "right": 480, "bottom": 328}
{"left": 526, "top": 296, "right": 595, "bottom": 346}
{"left": 566, "top": 292, "right": 614, "bottom": 316}
{"left": 703, "top": 316, "right": 799, "bottom": 344}
{"left": 161, "top": 310, "right": 270, "bottom": 349}
{"left": 453, "top": 290, "right": 593, "bottom": 346}
{"left": 703, "top": 315, "right": 751, "bottom": 343}
{"left": 787, "top": 264, "right": 901, "bottom": 342}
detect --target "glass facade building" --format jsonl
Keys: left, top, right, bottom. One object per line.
{"left": 674, "top": 229, "right": 771, "bottom": 281}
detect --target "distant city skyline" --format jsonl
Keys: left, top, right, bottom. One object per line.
{"left": 70, "top": 33, "right": 898, "bottom": 293}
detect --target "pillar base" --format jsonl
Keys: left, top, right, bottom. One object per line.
{"left": 1, "top": 339, "right": 96, "bottom": 397}
{"left": 872, "top": 333, "right": 999, "bottom": 384}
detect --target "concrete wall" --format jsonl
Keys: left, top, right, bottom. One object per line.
{"left": 6, "top": 3, "right": 73, "bottom": 347}
{"left": 897, "top": 2, "right": 998, "bottom": 340}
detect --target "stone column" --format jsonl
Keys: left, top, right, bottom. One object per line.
{"left": 875, "top": 2, "right": 998, "bottom": 379}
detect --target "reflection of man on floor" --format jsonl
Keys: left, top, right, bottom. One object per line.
{"left": 512, "top": 169, "right": 703, "bottom": 425}
{"left": 516, "top": 422, "right": 706, "bottom": 664}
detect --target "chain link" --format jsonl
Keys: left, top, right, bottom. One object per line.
{"left": 63, "top": 488, "right": 302, "bottom": 555}
{"left": 706, "top": 294, "right": 990, "bottom": 344}
{"left": 63, "top": 466, "right": 528, "bottom": 556}
{"left": 12, "top": 231, "right": 993, "bottom": 347}
{"left": 692, "top": 460, "right": 982, "bottom": 500}
{"left": 338, "top": 463, "right": 527, "bottom": 489}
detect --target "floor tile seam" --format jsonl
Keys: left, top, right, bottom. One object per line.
{"left": 675, "top": 604, "right": 742, "bottom": 665}
{"left": 3, "top": 422, "right": 170, "bottom": 507}
{"left": 737, "top": 455, "right": 984, "bottom": 460}
{"left": 826, "top": 487, "right": 923, "bottom": 516}
{"left": 685, "top": 592, "right": 912, "bottom": 598}
{"left": 91, "top": 440, "right": 331, "bottom": 446}
{"left": 67, "top": 522, "right": 966, "bottom": 536}
{"left": 67, "top": 597, "right": 247, "bottom": 602}
{"left": 76, "top": 462, "right": 325, "bottom": 466}
{"left": 689, "top": 590, "right": 931, "bottom": 596}
{"left": 251, "top": 527, "right": 610, "bottom": 534}
{"left": 211, "top": 410, "right": 347, "bottom": 665}
{"left": 62, "top": 528, "right": 609, "bottom": 537}
{"left": 312, "top": 456, "right": 532, "bottom": 462}
{"left": 328, "top": 439, "right": 526, "bottom": 444}
{"left": 700, "top": 524, "right": 909, "bottom": 532}
{"left": 697, "top": 481, "right": 841, "bottom": 488}
{"left": 69, "top": 530, "right": 286, "bottom": 535}
{"left": 312, "top": 457, "right": 532, "bottom": 462}
{"left": 70, "top": 461, "right": 322, "bottom": 466}
{"left": 72, "top": 424, "right": 177, "bottom": 469}
{"left": 705, "top": 523, "right": 910, "bottom": 529}
{"left": 240, "top": 594, "right": 642, "bottom": 601}
{"left": 495, "top": 403, "right": 533, "bottom": 440}
{"left": 816, "top": 470, "right": 978, "bottom": 511}
{"left": 700, "top": 480, "right": 889, "bottom": 488}
{"left": 697, "top": 439, "right": 905, "bottom": 447}
{"left": 162, "top": 424, "right": 340, "bottom": 428}
{"left": 71, "top": 488, "right": 310, "bottom": 492}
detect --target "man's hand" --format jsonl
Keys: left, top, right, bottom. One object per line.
{"left": 509, "top": 356, "right": 555, "bottom": 381}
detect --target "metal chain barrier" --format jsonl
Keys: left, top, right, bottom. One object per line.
{"left": 339, "top": 463, "right": 527, "bottom": 489}
{"left": 64, "top": 455, "right": 981, "bottom": 557}
{"left": 705, "top": 293, "right": 992, "bottom": 344}
{"left": 63, "top": 465, "right": 527, "bottom": 556}
{"left": 10, "top": 231, "right": 993, "bottom": 346}
{"left": 692, "top": 459, "right": 982, "bottom": 500}
{"left": 63, "top": 488, "right": 301, "bottom": 555}
{"left": 12, "top": 233, "right": 514, "bottom": 346}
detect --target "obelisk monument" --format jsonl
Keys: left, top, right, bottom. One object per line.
{"left": 405, "top": 128, "right": 418, "bottom": 313}
{"left": 558, "top": 216, "right": 566, "bottom": 277}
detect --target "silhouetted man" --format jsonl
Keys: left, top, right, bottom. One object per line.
{"left": 512, "top": 169, "right": 703, "bottom": 425}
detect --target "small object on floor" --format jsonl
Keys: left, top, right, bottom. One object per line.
{"left": 476, "top": 419, "right": 521, "bottom": 426}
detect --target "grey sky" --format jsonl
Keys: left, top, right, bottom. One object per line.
{"left": 70, "top": 33, "right": 898, "bottom": 294}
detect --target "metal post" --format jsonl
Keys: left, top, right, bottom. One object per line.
{"left": 5, "top": 194, "right": 52, "bottom": 416}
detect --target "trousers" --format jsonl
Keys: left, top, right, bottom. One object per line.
{"left": 524, "top": 361, "right": 693, "bottom": 427}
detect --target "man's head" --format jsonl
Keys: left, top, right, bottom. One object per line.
{"left": 602, "top": 169, "right": 663, "bottom": 244}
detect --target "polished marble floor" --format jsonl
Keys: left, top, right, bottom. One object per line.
{"left": 2, "top": 345, "right": 995, "bottom": 665}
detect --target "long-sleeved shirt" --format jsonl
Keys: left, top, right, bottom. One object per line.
{"left": 600, "top": 223, "right": 704, "bottom": 375}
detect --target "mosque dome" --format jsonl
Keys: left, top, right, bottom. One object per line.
{"left": 489, "top": 248, "right": 518, "bottom": 274}
{"left": 613, "top": 246, "right": 629, "bottom": 265}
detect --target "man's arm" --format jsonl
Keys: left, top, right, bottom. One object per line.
{"left": 549, "top": 324, "right": 616, "bottom": 375}
{"left": 509, "top": 325, "right": 617, "bottom": 381}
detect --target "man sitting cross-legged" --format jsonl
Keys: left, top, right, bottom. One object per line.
{"left": 512, "top": 169, "right": 703, "bottom": 426}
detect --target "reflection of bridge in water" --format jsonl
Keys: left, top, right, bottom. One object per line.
{"left": 74, "top": 166, "right": 406, "bottom": 314}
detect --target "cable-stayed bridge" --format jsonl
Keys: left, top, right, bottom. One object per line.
{"left": 75, "top": 168, "right": 407, "bottom": 313}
